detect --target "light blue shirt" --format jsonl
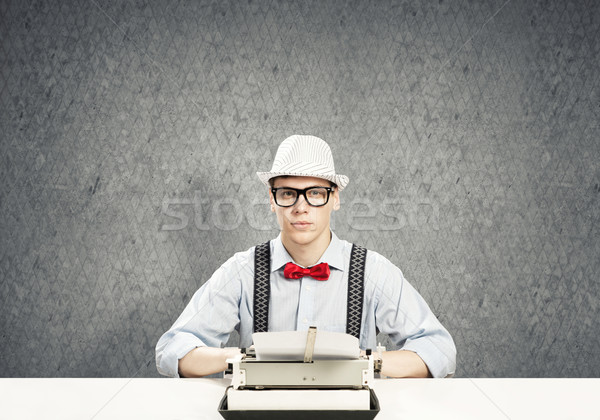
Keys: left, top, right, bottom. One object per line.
{"left": 156, "top": 232, "right": 456, "bottom": 378}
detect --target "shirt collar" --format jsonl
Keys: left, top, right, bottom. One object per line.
{"left": 271, "top": 231, "right": 345, "bottom": 272}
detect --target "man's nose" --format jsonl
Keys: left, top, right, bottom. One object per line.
{"left": 293, "top": 194, "right": 310, "bottom": 212}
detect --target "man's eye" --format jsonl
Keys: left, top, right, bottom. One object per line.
{"left": 310, "top": 189, "right": 326, "bottom": 196}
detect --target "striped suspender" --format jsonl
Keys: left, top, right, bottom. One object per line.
{"left": 252, "top": 242, "right": 367, "bottom": 340}
{"left": 346, "top": 244, "right": 367, "bottom": 339}
{"left": 252, "top": 242, "right": 271, "bottom": 333}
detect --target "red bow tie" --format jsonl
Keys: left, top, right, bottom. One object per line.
{"left": 284, "top": 262, "right": 330, "bottom": 281}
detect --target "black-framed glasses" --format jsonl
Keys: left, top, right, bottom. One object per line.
{"left": 271, "top": 187, "right": 333, "bottom": 207}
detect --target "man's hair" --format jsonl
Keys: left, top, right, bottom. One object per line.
{"left": 268, "top": 176, "right": 337, "bottom": 189}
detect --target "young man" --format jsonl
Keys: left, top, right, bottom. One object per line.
{"left": 156, "top": 135, "right": 456, "bottom": 378}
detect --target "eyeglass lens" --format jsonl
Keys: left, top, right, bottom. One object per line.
{"left": 275, "top": 187, "right": 329, "bottom": 206}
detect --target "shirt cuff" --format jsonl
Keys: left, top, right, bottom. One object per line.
{"left": 157, "top": 333, "right": 206, "bottom": 378}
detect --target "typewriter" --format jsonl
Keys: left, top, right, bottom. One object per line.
{"left": 218, "top": 327, "right": 380, "bottom": 419}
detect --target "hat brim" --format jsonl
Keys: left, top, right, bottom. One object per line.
{"left": 257, "top": 171, "right": 349, "bottom": 191}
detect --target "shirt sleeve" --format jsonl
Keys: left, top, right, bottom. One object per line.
{"left": 155, "top": 254, "right": 246, "bottom": 377}
{"left": 371, "top": 253, "right": 457, "bottom": 378}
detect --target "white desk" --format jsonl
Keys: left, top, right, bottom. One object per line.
{"left": 1, "top": 378, "right": 599, "bottom": 419}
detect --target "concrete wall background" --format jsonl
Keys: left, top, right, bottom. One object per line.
{"left": 1, "top": 0, "right": 598, "bottom": 378}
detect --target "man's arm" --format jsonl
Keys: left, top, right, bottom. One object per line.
{"left": 361, "top": 349, "right": 431, "bottom": 378}
{"left": 178, "top": 347, "right": 241, "bottom": 377}
{"left": 380, "top": 350, "right": 431, "bottom": 378}
{"left": 156, "top": 253, "right": 248, "bottom": 377}
{"left": 368, "top": 252, "right": 457, "bottom": 378}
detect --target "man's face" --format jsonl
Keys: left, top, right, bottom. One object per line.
{"left": 269, "top": 176, "right": 340, "bottom": 247}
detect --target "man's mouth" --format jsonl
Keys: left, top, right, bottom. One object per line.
{"left": 292, "top": 221, "right": 312, "bottom": 228}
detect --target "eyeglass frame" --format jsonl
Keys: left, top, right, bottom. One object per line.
{"left": 271, "top": 186, "right": 334, "bottom": 207}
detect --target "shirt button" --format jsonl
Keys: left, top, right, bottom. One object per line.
{"left": 306, "top": 285, "right": 311, "bottom": 291}
{"left": 303, "top": 318, "right": 308, "bottom": 324}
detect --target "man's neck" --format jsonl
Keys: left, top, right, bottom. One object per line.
{"left": 281, "top": 231, "right": 332, "bottom": 267}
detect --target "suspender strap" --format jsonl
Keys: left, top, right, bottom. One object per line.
{"left": 346, "top": 244, "right": 367, "bottom": 339}
{"left": 253, "top": 242, "right": 271, "bottom": 333}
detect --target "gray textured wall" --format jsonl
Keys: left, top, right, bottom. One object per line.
{"left": 1, "top": 0, "right": 599, "bottom": 378}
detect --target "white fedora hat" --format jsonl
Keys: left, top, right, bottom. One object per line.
{"left": 257, "top": 135, "right": 349, "bottom": 191}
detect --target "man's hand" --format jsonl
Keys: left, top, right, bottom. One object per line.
{"left": 178, "top": 347, "right": 241, "bottom": 378}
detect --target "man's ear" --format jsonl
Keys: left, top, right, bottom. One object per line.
{"left": 269, "top": 188, "right": 276, "bottom": 212}
{"left": 332, "top": 188, "right": 340, "bottom": 211}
